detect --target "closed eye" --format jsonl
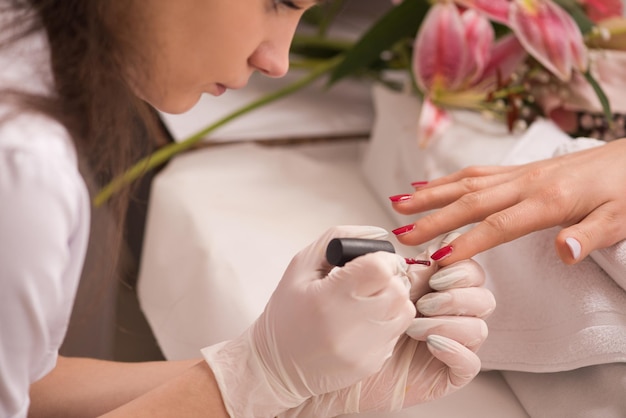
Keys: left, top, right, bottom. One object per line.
{"left": 276, "top": 0, "right": 304, "bottom": 10}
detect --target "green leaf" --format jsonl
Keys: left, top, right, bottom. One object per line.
{"left": 300, "top": 0, "right": 347, "bottom": 37}
{"left": 583, "top": 70, "right": 613, "bottom": 125}
{"left": 553, "top": 0, "right": 595, "bottom": 34}
{"left": 328, "top": 0, "right": 430, "bottom": 85}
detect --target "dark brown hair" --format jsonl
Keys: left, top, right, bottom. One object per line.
{"left": 1, "top": 1, "right": 166, "bottom": 349}
{"left": 1, "top": 0, "right": 163, "bottom": 214}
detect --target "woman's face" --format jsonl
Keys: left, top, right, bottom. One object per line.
{"left": 128, "top": 0, "right": 315, "bottom": 114}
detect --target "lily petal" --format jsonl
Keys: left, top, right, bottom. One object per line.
{"left": 417, "top": 98, "right": 452, "bottom": 147}
{"left": 479, "top": 34, "right": 528, "bottom": 89}
{"left": 509, "top": 0, "right": 575, "bottom": 81}
{"left": 455, "top": 0, "right": 510, "bottom": 24}
{"left": 413, "top": 2, "right": 474, "bottom": 93}
{"left": 557, "top": 3, "right": 588, "bottom": 72}
{"left": 462, "top": 9, "right": 495, "bottom": 84}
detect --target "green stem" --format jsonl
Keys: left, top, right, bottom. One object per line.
{"left": 291, "top": 34, "right": 354, "bottom": 52}
{"left": 93, "top": 55, "right": 344, "bottom": 207}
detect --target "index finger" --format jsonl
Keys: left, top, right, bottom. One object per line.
{"left": 394, "top": 178, "right": 522, "bottom": 247}
{"left": 431, "top": 196, "right": 567, "bottom": 266}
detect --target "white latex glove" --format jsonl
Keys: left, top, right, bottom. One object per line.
{"left": 201, "top": 225, "right": 416, "bottom": 418}
{"left": 279, "top": 233, "right": 496, "bottom": 417}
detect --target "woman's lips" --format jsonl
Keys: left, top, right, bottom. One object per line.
{"left": 213, "top": 83, "right": 227, "bottom": 96}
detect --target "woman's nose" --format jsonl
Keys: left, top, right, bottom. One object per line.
{"left": 249, "top": 42, "right": 291, "bottom": 78}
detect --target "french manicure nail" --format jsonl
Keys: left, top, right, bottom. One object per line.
{"left": 392, "top": 224, "right": 415, "bottom": 236}
{"left": 429, "top": 267, "right": 467, "bottom": 290}
{"left": 388, "top": 194, "right": 412, "bottom": 203}
{"left": 431, "top": 245, "right": 453, "bottom": 261}
{"left": 416, "top": 292, "right": 452, "bottom": 315}
{"left": 565, "top": 237, "right": 582, "bottom": 260}
{"left": 426, "top": 334, "right": 458, "bottom": 353}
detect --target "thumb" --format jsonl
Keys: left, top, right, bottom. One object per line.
{"left": 556, "top": 202, "right": 626, "bottom": 264}
{"left": 325, "top": 251, "right": 410, "bottom": 298}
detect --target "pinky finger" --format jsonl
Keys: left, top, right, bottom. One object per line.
{"left": 426, "top": 335, "right": 481, "bottom": 389}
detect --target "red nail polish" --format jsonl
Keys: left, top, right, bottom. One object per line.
{"left": 411, "top": 181, "right": 428, "bottom": 188}
{"left": 431, "top": 245, "right": 453, "bottom": 261}
{"left": 392, "top": 224, "right": 415, "bottom": 236}
{"left": 405, "top": 258, "right": 431, "bottom": 266}
{"left": 389, "top": 194, "right": 412, "bottom": 203}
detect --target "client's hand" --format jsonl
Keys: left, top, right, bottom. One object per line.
{"left": 202, "top": 225, "right": 416, "bottom": 418}
{"left": 390, "top": 138, "right": 626, "bottom": 265}
{"left": 279, "top": 235, "right": 495, "bottom": 417}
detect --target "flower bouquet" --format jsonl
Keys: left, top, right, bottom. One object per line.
{"left": 96, "top": 0, "right": 626, "bottom": 204}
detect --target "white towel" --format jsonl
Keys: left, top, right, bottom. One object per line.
{"left": 501, "top": 363, "right": 626, "bottom": 418}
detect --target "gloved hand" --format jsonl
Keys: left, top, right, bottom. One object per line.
{"left": 279, "top": 233, "right": 496, "bottom": 417}
{"left": 201, "top": 225, "right": 416, "bottom": 418}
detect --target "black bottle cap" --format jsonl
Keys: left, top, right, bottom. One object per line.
{"left": 326, "top": 238, "right": 396, "bottom": 267}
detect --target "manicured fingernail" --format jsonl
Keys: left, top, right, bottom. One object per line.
{"left": 426, "top": 335, "right": 459, "bottom": 353}
{"left": 429, "top": 266, "right": 469, "bottom": 290}
{"left": 405, "top": 258, "right": 431, "bottom": 266}
{"left": 565, "top": 237, "right": 582, "bottom": 260}
{"left": 411, "top": 181, "right": 428, "bottom": 188}
{"left": 392, "top": 224, "right": 415, "bottom": 236}
{"left": 417, "top": 292, "right": 453, "bottom": 315}
{"left": 388, "top": 194, "right": 413, "bottom": 203}
{"left": 431, "top": 245, "right": 453, "bottom": 261}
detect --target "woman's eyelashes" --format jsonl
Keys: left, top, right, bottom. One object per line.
{"left": 273, "top": 0, "right": 303, "bottom": 10}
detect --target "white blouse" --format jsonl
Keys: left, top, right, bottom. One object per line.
{"left": 0, "top": 29, "right": 90, "bottom": 417}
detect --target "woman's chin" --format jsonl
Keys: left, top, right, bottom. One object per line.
{"left": 147, "top": 93, "right": 202, "bottom": 115}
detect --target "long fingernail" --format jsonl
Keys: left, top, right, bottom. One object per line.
{"left": 411, "top": 181, "right": 428, "bottom": 189}
{"left": 417, "top": 292, "right": 453, "bottom": 315}
{"left": 392, "top": 224, "right": 415, "bottom": 236}
{"left": 429, "top": 267, "right": 468, "bottom": 290}
{"left": 565, "top": 237, "right": 582, "bottom": 260}
{"left": 426, "top": 334, "right": 459, "bottom": 353}
{"left": 389, "top": 194, "right": 412, "bottom": 203}
{"left": 431, "top": 245, "right": 453, "bottom": 261}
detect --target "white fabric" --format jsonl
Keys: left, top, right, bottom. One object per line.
{"left": 361, "top": 84, "right": 626, "bottom": 373}
{"left": 0, "top": 30, "right": 90, "bottom": 417}
{"left": 138, "top": 141, "right": 529, "bottom": 417}
{"left": 138, "top": 141, "right": 407, "bottom": 356}
{"left": 501, "top": 363, "right": 626, "bottom": 418}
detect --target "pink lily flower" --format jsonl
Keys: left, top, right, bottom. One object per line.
{"left": 509, "top": 0, "right": 587, "bottom": 81}
{"left": 412, "top": 2, "right": 527, "bottom": 144}
{"left": 459, "top": 0, "right": 588, "bottom": 81}
{"left": 413, "top": 3, "right": 494, "bottom": 96}
{"left": 413, "top": 2, "right": 491, "bottom": 95}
